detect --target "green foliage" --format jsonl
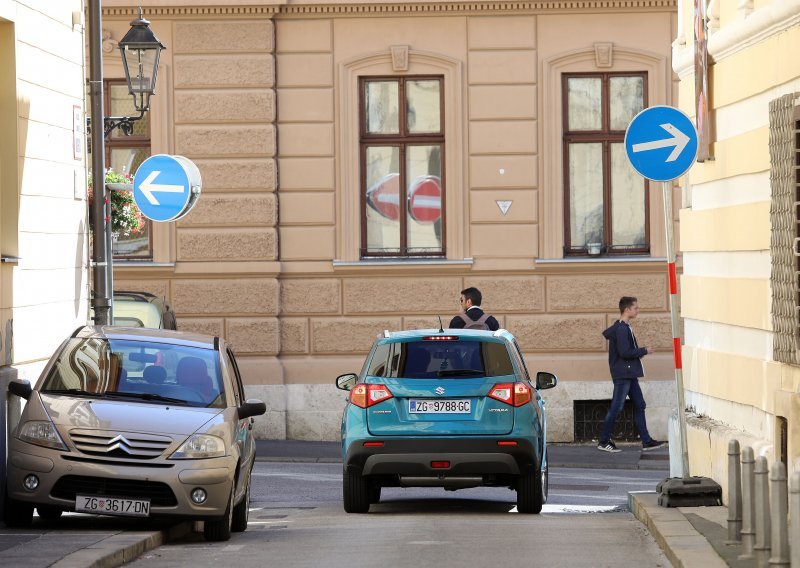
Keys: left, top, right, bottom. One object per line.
{"left": 87, "top": 169, "right": 146, "bottom": 236}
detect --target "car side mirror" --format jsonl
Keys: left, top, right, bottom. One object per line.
{"left": 536, "top": 371, "right": 558, "bottom": 390}
{"left": 238, "top": 398, "right": 266, "bottom": 420}
{"left": 8, "top": 379, "right": 32, "bottom": 400}
{"left": 336, "top": 373, "right": 359, "bottom": 391}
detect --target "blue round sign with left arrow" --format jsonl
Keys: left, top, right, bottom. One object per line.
{"left": 624, "top": 106, "right": 699, "bottom": 182}
{"left": 133, "top": 154, "right": 202, "bottom": 222}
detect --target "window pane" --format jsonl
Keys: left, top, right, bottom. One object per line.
{"left": 610, "top": 76, "right": 644, "bottom": 131}
{"left": 111, "top": 148, "right": 151, "bottom": 258}
{"left": 406, "top": 145, "right": 443, "bottom": 253}
{"left": 567, "top": 77, "right": 602, "bottom": 131}
{"left": 365, "top": 146, "right": 400, "bottom": 253}
{"left": 568, "top": 143, "right": 604, "bottom": 247}
{"left": 610, "top": 143, "right": 646, "bottom": 247}
{"left": 365, "top": 81, "right": 399, "bottom": 134}
{"left": 109, "top": 84, "right": 149, "bottom": 138}
{"left": 407, "top": 80, "right": 441, "bottom": 134}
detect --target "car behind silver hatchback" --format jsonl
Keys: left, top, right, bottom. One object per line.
{"left": 4, "top": 326, "right": 266, "bottom": 541}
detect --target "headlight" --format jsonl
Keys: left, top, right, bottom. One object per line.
{"left": 169, "top": 434, "right": 225, "bottom": 459}
{"left": 17, "top": 421, "right": 67, "bottom": 450}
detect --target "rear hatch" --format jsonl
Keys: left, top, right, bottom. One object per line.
{"left": 365, "top": 336, "right": 517, "bottom": 436}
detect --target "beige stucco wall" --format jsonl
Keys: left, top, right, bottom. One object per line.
{"left": 0, "top": 0, "right": 88, "bottom": 380}
{"left": 674, "top": 0, "right": 800, "bottom": 488}
{"left": 102, "top": 1, "right": 678, "bottom": 442}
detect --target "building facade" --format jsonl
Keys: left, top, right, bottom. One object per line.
{"left": 674, "top": 0, "right": 800, "bottom": 489}
{"left": 100, "top": 0, "right": 679, "bottom": 442}
{"left": 0, "top": 0, "right": 89, "bottom": 497}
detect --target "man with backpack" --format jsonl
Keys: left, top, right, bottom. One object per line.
{"left": 449, "top": 287, "right": 500, "bottom": 331}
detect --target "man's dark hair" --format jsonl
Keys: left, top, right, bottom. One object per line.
{"left": 461, "top": 287, "right": 482, "bottom": 306}
{"left": 619, "top": 296, "right": 638, "bottom": 314}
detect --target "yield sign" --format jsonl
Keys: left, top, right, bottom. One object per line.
{"left": 408, "top": 176, "right": 441, "bottom": 224}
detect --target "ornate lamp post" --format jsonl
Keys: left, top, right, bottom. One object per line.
{"left": 88, "top": 4, "right": 164, "bottom": 325}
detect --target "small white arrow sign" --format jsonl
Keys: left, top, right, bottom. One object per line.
{"left": 631, "top": 123, "right": 690, "bottom": 162}
{"left": 496, "top": 200, "right": 513, "bottom": 215}
{"left": 138, "top": 170, "right": 185, "bottom": 206}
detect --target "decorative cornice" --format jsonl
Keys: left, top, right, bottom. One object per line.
{"left": 103, "top": 1, "right": 675, "bottom": 18}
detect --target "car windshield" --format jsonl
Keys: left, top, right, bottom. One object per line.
{"left": 368, "top": 339, "right": 515, "bottom": 378}
{"left": 40, "top": 337, "right": 226, "bottom": 408}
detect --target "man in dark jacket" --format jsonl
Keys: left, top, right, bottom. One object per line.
{"left": 597, "top": 296, "right": 666, "bottom": 453}
{"left": 449, "top": 287, "right": 500, "bottom": 331}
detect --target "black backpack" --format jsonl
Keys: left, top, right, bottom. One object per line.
{"left": 459, "top": 313, "right": 490, "bottom": 330}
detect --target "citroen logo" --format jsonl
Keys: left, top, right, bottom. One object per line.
{"left": 106, "top": 435, "right": 134, "bottom": 454}
{"left": 435, "top": 386, "right": 445, "bottom": 395}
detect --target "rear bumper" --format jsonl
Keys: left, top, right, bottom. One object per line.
{"left": 344, "top": 437, "right": 539, "bottom": 477}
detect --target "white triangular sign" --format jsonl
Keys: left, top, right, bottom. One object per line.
{"left": 496, "top": 200, "right": 513, "bottom": 215}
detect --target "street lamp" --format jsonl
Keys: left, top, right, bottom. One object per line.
{"left": 102, "top": 9, "right": 165, "bottom": 138}
{"left": 88, "top": 4, "right": 165, "bottom": 325}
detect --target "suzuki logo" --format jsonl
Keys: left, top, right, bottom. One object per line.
{"left": 435, "top": 386, "right": 445, "bottom": 395}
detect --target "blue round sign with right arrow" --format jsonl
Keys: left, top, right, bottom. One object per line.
{"left": 133, "top": 154, "right": 202, "bottom": 222}
{"left": 624, "top": 106, "right": 699, "bottom": 182}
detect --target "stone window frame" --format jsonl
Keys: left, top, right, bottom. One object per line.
{"left": 769, "top": 92, "right": 800, "bottom": 365}
{"left": 337, "top": 49, "right": 465, "bottom": 263}
{"left": 540, "top": 46, "right": 670, "bottom": 260}
{"left": 561, "top": 71, "right": 650, "bottom": 257}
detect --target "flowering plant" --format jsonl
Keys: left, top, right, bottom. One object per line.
{"left": 87, "top": 169, "right": 146, "bottom": 237}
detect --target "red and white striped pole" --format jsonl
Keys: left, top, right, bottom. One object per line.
{"left": 663, "top": 181, "right": 690, "bottom": 477}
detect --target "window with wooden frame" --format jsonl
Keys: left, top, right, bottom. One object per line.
{"left": 360, "top": 76, "right": 445, "bottom": 257}
{"left": 103, "top": 79, "right": 152, "bottom": 259}
{"left": 562, "top": 72, "right": 649, "bottom": 256}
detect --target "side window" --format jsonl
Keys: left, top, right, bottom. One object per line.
{"left": 511, "top": 339, "right": 530, "bottom": 381}
{"left": 225, "top": 348, "right": 246, "bottom": 406}
{"left": 366, "top": 343, "right": 392, "bottom": 377}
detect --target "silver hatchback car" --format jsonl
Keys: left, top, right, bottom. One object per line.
{"left": 4, "top": 326, "right": 265, "bottom": 541}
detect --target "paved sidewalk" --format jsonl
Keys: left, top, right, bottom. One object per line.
{"left": 2, "top": 439, "right": 738, "bottom": 568}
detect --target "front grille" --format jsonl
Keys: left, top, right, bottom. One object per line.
{"left": 69, "top": 430, "right": 173, "bottom": 460}
{"left": 51, "top": 475, "right": 178, "bottom": 507}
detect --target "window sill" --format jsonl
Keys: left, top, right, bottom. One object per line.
{"left": 333, "top": 258, "right": 473, "bottom": 273}
{"left": 112, "top": 261, "right": 176, "bottom": 268}
{"left": 536, "top": 256, "right": 667, "bottom": 265}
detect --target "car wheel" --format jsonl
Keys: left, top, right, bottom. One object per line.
{"left": 36, "top": 505, "right": 63, "bottom": 521}
{"left": 203, "top": 489, "right": 233, "bottom": 542}
{"left": 517, "top": 464, "right": 543, "bottom": 514}
{"left": 4, "top": 495, "right": 33, "bottom": 528}
{"left": 342, "top": 468, "right": 370, "bottom": 513}
{"left": 231, "top": 478, "right": 250, "bottom": 533}
{"left": 368, "top": 482, "right": 381, "bottom": 504}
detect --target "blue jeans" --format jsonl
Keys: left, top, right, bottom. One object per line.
{"left": 599, "top": 378, "right": 652, "bottom": 444}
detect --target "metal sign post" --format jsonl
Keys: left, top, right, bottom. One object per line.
{"left": 625, "top": 105, "right": 698, "bottom": 478}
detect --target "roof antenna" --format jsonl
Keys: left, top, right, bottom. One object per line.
{"left": 437, "top": 315, "right": 444, "bottom": 333}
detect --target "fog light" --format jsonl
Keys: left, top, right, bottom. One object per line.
{"left": 23, "top": 474, "right": 39, "bottom": 491}
{"left": 191, "top": 488, "right": 207, "bottom": 504}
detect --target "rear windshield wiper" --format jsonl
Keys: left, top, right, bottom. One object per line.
{"left": 437, "top": 369, "right": 484, "bottom": 377}
{"left": 108, "top": 391, "right": 189, "bottom": 404}
{"left": 42, "top": 388, "right": 103, "bottom": 398}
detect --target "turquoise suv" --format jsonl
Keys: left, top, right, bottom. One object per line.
{"left": 335, "top": 328, "right": 558, "bottom": 514}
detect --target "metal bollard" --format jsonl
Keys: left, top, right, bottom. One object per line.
{"left": 754, "top": 456, "right": 771, "bottom": 568}
{"left": 768, "top": 461, "right": 789, "bottom": 567}
{"left": 740, "top": 446, "right": 756, "bottom": 560}
{"left": 790, "top": 472, "right": 799, "bottom": 568}
{"left": 727, "top": 439, "right": 742, "bottom": 543}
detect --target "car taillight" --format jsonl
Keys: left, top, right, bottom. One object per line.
{"left": 488, "top": 382, "right": 531, "bottom": 407}
{"left": 350, "top": 384, "right": 394, "bottom": 408}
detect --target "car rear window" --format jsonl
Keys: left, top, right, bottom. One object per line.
{"left": 367, "top": 340, "right": 514, "bottom": 378}
{"left": 40, "top": 337, "right": 226, "bottom": 408}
